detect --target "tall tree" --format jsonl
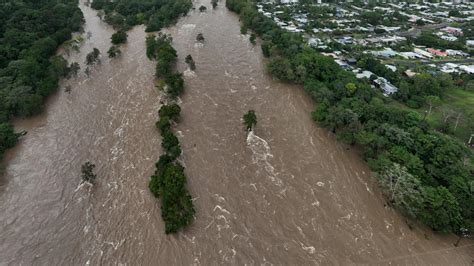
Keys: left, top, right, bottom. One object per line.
{"left": 243, "top": 110, "right": 257, "bottom": 131}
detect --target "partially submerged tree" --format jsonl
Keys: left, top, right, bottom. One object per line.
{"left": 243, "top": 110, "right": 257, "bottom": 131}
{"left": 199, "top": 5, "right": 207, "bottom": 12}
{"left": 107, "top": 45, "right": 122, "bottom": 58}
{"left": 69, "top": 62, "right": 80, "bottom": 78}
{"left": 196, "top": 33, "right": 205, "bottom": 42}
{"left": 86, "top": 48, "right": 100, "bottom": 65}
{"left": 185, "top": 55, "right": 196, "bottom": 70}
{"left": 81, "top": 161, "right": 97, "bottom": 184}
{"left": 211, "top": 0, "right": 218, "bottom": 9}
{"left": 111, "top": 30, "right": 127, "bottom": 45}
{"left": 249, "top": 33, "right": 256, "bottom": 45}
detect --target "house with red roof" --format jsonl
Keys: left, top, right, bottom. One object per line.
{"left": 427, "top": 48, "right": 447, "bottom": 57}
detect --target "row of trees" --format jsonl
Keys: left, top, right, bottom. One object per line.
{"left": 146, "top": 33, "right": 195, "bottom": 234}
{"left": 91, "top": 0, "right": 192, "bottom": 58}
{"left": 226, "top": 0, "right": 474, "bottom": 233}
{"left": 91, "top": 0, "right": 192, "bottom": 32}
{"left": 0, "top": 0, "right": 84, "bottom": 159}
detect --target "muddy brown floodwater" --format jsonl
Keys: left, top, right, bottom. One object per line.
{"left": 0, "top": 0, "right": 473, "bottom": 265}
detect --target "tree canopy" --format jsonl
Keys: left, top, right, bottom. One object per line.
{"left": 91, "top": 0, "right": 192, "bottom": 32}
{"left": 243, "top": 110, "right": 257, "bottom": 131}
{"left": 0, "top": 0, "right": 84, "bottom": 159}
{"left": 146, "top": 28, "right": 195, "bottom": 234}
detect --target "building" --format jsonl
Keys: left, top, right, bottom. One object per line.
{"left": 460, "top": 65, "right": 474, "bottom": 74}
{"left": 385, "top": 64, "right": 397, "bottom": 72}
{"left": 371, "top": 48, "right": 398, "bottom": 58}
{"left": 441, "top": 35, "right": 458, "bottom": 41}
{"left": 404, "top": 69, "right": 418, "bottom": 77}
{"left": 279, "top": 0, "right": 299, "bottom": 4}
{"left": 374, "top": 77, "right": 398, "bottom": 96}
{"left": 335, "top": 59, "right": 350, "bottom": 69}
{"left": 414, "top": 48, "right": 433, "bottom": 58}
{"left": 441, "top": 26, "right": 463, "bottom": 35}
{"left": 446, "top": 49, "right": 469, "bottom": 57}
{"left": 400, "top": 52, "right": 425, "bottom": 59}
{"left": 427, "top": 48, "right": 447, "bottom": 57}
{"left": 355, "top": 70, "right": 375, "bottom": 79}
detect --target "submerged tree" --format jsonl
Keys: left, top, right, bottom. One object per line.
{"left": 185, "top": 55, "right": 196, "bottom": 70}
{"left": 211, "top": 0, "right": 218, "bottom": 9}
{"left": 250, "top": 33, "right": 256, "bottom": 45}
{"left": 243, "top": 110, "right": 257, "bottom": 131}
{"left": 86, "top": 48, "right": 100, "bottom": 65}
{"left": 196, "top": 33, "right": 205, "bottom": 42}
{"left": 111, "top": 30, "right": 127, "bottom": 45}
{"left": 81, "top": 161, "right": 97, "bottom": 184}
{"left": 69, "top": 62, "right": 80, "bottom": 78}
{"left": 199, "top": 5, "right": 207, "bottom": 12}
{"left": 107, "top": 45, "right": 122, "bottom": 58}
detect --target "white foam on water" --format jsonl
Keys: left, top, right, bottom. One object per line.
{"left": 181, "top": 24, "right": 196, "bottom": 30}
{"left": 246, "top": 131, "right": 283, "bottom": 187}
{"left": 300, "top": 242, "right": 316, "bottom": 254}
{"left": 213, "top": 205, "right": 231, "bottom": 215}
{"left": 183, "top": 69, "right": 196, "bottom": 78}
{"left": 214, "top": 194, "right": 225, "bottom": 202}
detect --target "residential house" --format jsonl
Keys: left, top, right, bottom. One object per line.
{"left": 427, "top": 48, "right": 447, "bottom": 57}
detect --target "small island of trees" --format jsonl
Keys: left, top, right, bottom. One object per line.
{"left": 146, "top": 33, "right": 195, "bottom": 234}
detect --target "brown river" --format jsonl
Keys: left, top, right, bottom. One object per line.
{"left": 1, "top": 0, "right": 473, "bottom": 264}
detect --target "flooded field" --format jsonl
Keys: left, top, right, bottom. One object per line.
{"left": 0, "top": 0, "right": 472, "bottom": 264}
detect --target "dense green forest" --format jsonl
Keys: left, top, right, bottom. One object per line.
{"left": 0, "top": 0, "right": 83, "bottom": 159}
{"left": 227, "top": 0, "right": 474, "bottom": 234}
{"left": 90, "top": 0, "right": 192, "bottom": 33}
{"left": 147, "top": 34, "right": 195, "bottom": 234}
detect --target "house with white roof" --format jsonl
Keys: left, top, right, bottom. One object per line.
{"left": 374, "top": 77, "right": 398, "bottom": 96}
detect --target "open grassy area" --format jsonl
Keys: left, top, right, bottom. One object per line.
{"left": 446, "top": 87, "right": 474, "bottom": 111}
{"left": 389, "top": 88, "right": 474, "bottom": 144}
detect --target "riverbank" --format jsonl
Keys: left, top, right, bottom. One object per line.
{"left": 0, "top": 0, "right": 472, "bottom": 264}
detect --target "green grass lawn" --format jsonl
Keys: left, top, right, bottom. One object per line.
{"left": 388, "top": 88, "right": 474, "bottom": 144}
{"left": 445, "top": 88, "right": 474, "bottom": 111}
